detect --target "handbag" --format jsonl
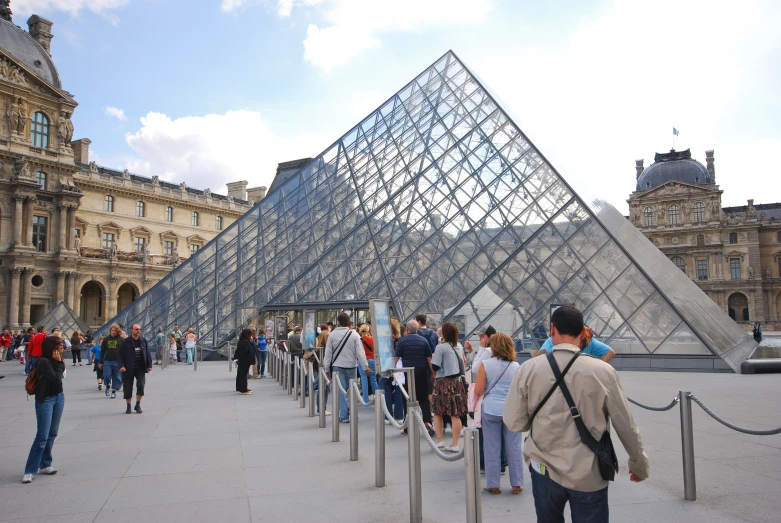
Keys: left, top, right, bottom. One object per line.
{"left": 544, "top": 351, "right": 619, "bottom": 481}
{"left": 448, "top": 343, "right": 469, "bottom": 395}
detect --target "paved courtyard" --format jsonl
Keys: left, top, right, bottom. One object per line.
{"left": 0, "top": 359, "right": 779, "bottom": 522}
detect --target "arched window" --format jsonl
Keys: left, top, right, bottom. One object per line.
{"left": 35, "top": 171, "right": 47, "bottom": 190}
{"left": 643, "top": 207, "right": 655, "bottom": 227}
{"left": 104, "top": 195, "right": 114, "bottom": 212}
{"left": 191, "top": 211, "right": 199, "bottom": 226}
{"left": 671, "top": 256, "right": 686, "bottom": 272}
{"left": 136, "top": 201, "right": 145, "bottom": 217}
{"left": 668, "top": 205, "right": 680, "bottom": 225}
{"left": 729, "top": 232, "right": 738, "bottom": 244}
{"left": 693, "top": 202, "right": 705, "bottom": 223}
{"left": 31, "top": 112, "right": 50, "bottom": 148}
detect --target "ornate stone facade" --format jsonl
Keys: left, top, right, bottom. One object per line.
{"left": 628, "top": 149, "right": 781, "bottom": 330}
{"left": 0, "top": 14, "right": 264, "bottom": 330}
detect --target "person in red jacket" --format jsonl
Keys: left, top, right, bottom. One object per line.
{"left": 26, "top": 327, "right": 47, "bottom": 375}
{"left": 0, "top": 329, "right": 12, "bottom": 362}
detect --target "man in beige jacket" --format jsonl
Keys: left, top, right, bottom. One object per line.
{"left": 504, "top": 306, "right": 649, "bottom": 522}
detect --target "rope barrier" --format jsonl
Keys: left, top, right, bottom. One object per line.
{"left": 688, "top": 394, "right": 781, "bottom": 436}
{"left": 335, "top": 375, "right": 348, "bottom": 395}
{"left": 413, "top": 410, "right": 464, "bottom": 462}
{"left": 380, "top": 396, "right": 409, "bottom": 430}
{"left": 628, "top": 394, "right": 680, "bottom": 412}
{"left": 397, "top": 382, "right": 410, "bottom": 400}
{"left": 350, "top": 381, "right": 376, "bottom": 406}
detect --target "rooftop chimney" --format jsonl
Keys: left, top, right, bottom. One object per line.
{"left": 247, "top": 185, "right": 267, "bottom": 202}
{"left": 70, "top": 138, "right": 91, "bottom": 165}
{"left": 705, "top": 150, "right": 715, "bottom": 184}
{"left": 226, "top": 180, "right": 248, "bottom": 201}
{"left": 27, "top": 15, "right": 53, "bottom": 55}
{"left": 635, "top": 159, "right": 644, "bottom": 180}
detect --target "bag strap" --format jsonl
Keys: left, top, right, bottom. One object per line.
{"left": 449, "top": 343, "right": 464, "bottom": 376}
{"left": 484, "top": 361, "right": 512, "bottom": 398}
{"left": 529, "top": 351, "right": 580, "bottom": 437}
{"left": 328, "top": 331, "right": 353, "bottom": 373}
{"left": 546, "top": 351, "right": 606, "bottom": 459}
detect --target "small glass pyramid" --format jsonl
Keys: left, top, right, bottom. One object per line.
{"left": 37, "top": 301, "right": 91, "bottom": 337}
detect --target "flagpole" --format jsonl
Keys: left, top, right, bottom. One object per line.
{"left": 672, "top": 123, "right": 675, "bottom": 150}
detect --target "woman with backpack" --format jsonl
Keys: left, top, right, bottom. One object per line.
{"left": 70, "top": 331, "right": 83, "bottom": 366}
{"left": 22, "top": 335, "right": 66, "bottom": 484}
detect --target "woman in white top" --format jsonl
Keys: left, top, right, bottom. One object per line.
{"left": 431, "top": 322, "right": 468, "bottom": 452}
{"left": 475, "top": 332, "right": 523, "bottom": 495}
{"left": 184, "top": 328, "right": 197, "bottom": 365}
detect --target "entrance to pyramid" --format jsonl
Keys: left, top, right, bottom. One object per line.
{"left": 95, "top": 51, "right": 756, "bottom": 373}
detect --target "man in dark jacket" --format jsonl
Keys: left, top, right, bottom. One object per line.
{"left": 118, "top": 324, "right": 153, "bottom": 414}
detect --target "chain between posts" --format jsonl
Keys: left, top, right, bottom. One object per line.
{"left": 687, "top": 394, "right": 781, "bottom": 436}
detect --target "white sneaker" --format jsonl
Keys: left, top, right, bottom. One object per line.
{"left": 22, "top": 474, "right": 32, "bottom": 483}
{"left": 436, "top": 441, "right": 446, "bottom": 449}
{"left": 39, "top": 467, "right": 57, "bottom": 475}
{"left": 443, "top": 446, "right": 460, "bottom": 453}
{"left": 325, "top": 410, "right": 331, "bottom": 416}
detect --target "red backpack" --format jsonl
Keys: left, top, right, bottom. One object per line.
{"left": 25, "top": 366, "right": 41, "bottom": 396}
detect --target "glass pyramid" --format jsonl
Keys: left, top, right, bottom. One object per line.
{"left": 96, "top": 51, "right": 755, "bottom": 372}
{"left": 38, "top": 301, "right": 91, "bottom": 337}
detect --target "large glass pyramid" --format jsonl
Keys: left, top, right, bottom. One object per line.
{"left": 97, "top": 51, "right": 754, "bottom": 372}
{"left": 38, "top": 302, "right": 91, "bottom": 337}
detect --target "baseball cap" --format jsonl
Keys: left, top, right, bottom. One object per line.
{"left": 475, "top": 325, "right": 496, "bottom": 337}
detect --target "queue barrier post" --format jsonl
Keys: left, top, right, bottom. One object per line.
{"left": 350, "top": 378, "right": 358, "bottom": 461}
{"left": 299, "top": 359, "right": 306, "bottom": 408}
{"left": 332, "top": 370, "right": 340, "bottom": 442}
{"left": 292, "top": 356, "right": 299, "bottom": 400}
{"left": 318, "top": 366, "right": 326, "bottom": 428}
{"left": 407, "top": 401, "right": 423, "bottom": 523}
{"left": 375, "top": 388, "right": 385, "bottom": 488}
{"left": 463, "top": 427, "right": 482, "bottom": 523}
{"left": 308, "top": 361, "right": 316, "bottom": 417}
{"left": 287, "top": 354, "right": 294, "bottom": 396}
{"left": 679, "top": 390, "right": 697, "bottom": 501}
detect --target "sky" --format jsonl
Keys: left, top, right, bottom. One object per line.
{"left": 11, "top": 0, "right": 781, "bottom": 211}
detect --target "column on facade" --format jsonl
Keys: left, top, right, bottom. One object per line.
{"left": 20, "top": 268, "right": 32, "bottom": 326}
{"left": 67, "top": 272, "right": 78, "bottom": 311}
{"left": 55, "top": 271, "right": 66, "bottom": 303}
{"left": 64, "top": 273, "right": 73, "bottom": 309}
{"left": 11, "top": 195, "right": 23, "bottom": 246}
{"left": 7, "top": 268, "right": 22, "bottom": 326}
{"left": 107, "top": 277, "right": 118, "bottom": 321}
{"left": 67, "top": 206, "right": 76, "bottom": 250}
{"left": 24, "top": 196, "right": 34, "bottom": 247}
{"left": 58, "top": 205, "right": 68, "bottom": 252}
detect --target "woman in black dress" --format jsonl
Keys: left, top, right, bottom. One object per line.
{"left": 235, "top": 329, "right": 254, "bottom": 395}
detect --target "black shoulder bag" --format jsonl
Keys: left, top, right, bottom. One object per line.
{"left": 546, "top": 351, "right": 619, "bottom": 481}
{"left": 328, "top": 331, "right": 353, "bottom": 374}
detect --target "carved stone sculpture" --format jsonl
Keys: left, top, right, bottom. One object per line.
{"left": 89, "top": 161, "right": 99, "bottom": 173}
{"left": 74, "top": 233, "right": 81, "bottom": 252}
{"left": 203, "top": 188, "right": 211, "bottom": 197}
{"left": 766, "top": 266, "right": 772, "bottom": 279}
{"left": 143, "top": 248, "right": 150, "bottom": 264}
{"left": 179, "top": 181, "right": 186, "bottom": 191}
{"left": 9, "top": 97, "right": 18, "bottom": 134}
{"left": 0, "top": 1, "right": 12, "bottom": 22}
{"left": 151, "top": 175, "right": 160, "bottom": 186}
{"left": 16, "top": 99, "right": 26, "bottom": 135}
{"left": 711, "top": 199, "right": 720, "bottom": 214}
{"left": 748, "top": 266, "right": 754, "bottom": 278}
{"left": 657, "top": 206, "right": 665, "bottom": 221}
{"left": 122, "top": 169, "right": 130, "bottom": 179}
{"left": 12, "top": 157, "right": 33, "bottom": 179}
{"left": 109, "top": 242, "right": 118, "bottom": 260}
{"left": 65, "top": 113, "right": 74, "bottom": 142}
{"left": 57, "top": 114, "right": 68, "bottom": 142}
{"left": 0, "top": 58, "right": 27, "bottom": 87}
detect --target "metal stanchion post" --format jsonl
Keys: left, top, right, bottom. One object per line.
{"left": 464, "top": 427, "right": 482, "bottom": 523}
{"left": 308, "top": 361, "right": 316, "bottom": 417}
{"left": 288, "top": 354, "right": 294, "bottom": 396}
{"left": 300, "top": 360, "right": 306, "bottom": 408}
{"left": 407, "top": 401, "right": 423, "bottom": 523}
{"left": 680, "top": 390, "right": 697, "bottom": 501}
{"left": 318, "top": 367, "right": 326, "bottom": 428}
{"left": 228, "top": 342, "right": 233, "bottom": 372}
{"left": 350, "top": 378, "right": 358, "bottom": 461}
{"left": 332, "top": 370, "right": 340, "bottom": 442}
{"left": 375, "top": 388, "right": 385, "bottom": 488}
{"left": 293, "top": 357, "right": 299, "bottom": 400}
{"left": 193, "top": 345, "right": 198, "bottom": 371}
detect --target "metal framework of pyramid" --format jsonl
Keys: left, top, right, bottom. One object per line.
{"left": 38, "top": 301, "right": 90, "bottom": 337}
{"left": 97, "top": 51, "right": 755, "bottom": 372}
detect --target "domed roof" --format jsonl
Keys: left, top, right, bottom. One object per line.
{"left": 636, "top": 149, "right": 711, "bottom": 192}
{"left": 0, "top": 18, "right": 60, "bottom": 88}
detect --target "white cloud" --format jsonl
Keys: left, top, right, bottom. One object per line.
{"left": 13, "top": 0, "right": 130, "bottom": 19}
{"left": 474, "top": 0, "right": 781, "bottom": 209}
{"left": 282, "top": 0, "right": 493, "bottom": 71}
{"left": 220, "top": 0, "right": 248, "bottom": 13}
{"left": 104, "top": 106, "right": 127, "bottom": 121}
{"left": 123, "top": 110, "right": 327, "bottom": 195}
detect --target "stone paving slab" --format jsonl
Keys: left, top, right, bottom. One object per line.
{"left": 0, "top": 359, "right": 779, "bottom": 522}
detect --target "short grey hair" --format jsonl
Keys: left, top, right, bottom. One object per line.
{"left": 406, "top": 320, "right": 419, "bottom": 334}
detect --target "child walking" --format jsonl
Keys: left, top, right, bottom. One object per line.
{"left": 168, "top": 334, "right": 177, "bottom": 364}
{"left": 90, "top": 344, "right": 103, "bottom": 390}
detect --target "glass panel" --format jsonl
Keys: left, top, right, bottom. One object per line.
{"left": 607, "top": 323, "right": 650, "bottom": 354}
{"left": 654, "top": 322, "right": 712, "bottom": 355}
{"left": 627, "top": 292, "right": 682, "bottom": 352}
{"left": 582, "top": 294, "right": 624, "bottom": 339}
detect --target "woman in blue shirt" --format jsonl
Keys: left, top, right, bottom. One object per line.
{"left": 540, "top": 326, "right": 615, "bottom": 362}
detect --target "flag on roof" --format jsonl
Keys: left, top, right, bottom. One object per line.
{"left": 673, "top": 127, "right": 679, "bottom": 136}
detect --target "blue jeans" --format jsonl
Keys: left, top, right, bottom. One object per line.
{"left": 257, "top": 350, "right": 267, "bottom": 376}
{"left": 530, "top": 468, "right": 609, "bottom": 523}
{"left": 103, "top": 361, "right": 121, "bottom": 390}
{"left": 482, "top": 412, "right": 523, "bottom": 489}
{"left": 314, "top": 372, "right": 330, "bottom": 413}
{"left": 26, "top": 355, "right": 38, "bottom": 375}
{"left": 186, "top": 347, "right": 194, "bottom": 364}
{"left": 25, "top": 393, "right": 65, "bottom": 475}
{"left": 379, "top": 376, "right": 405, "bottom": 420}
{"left": 361, "top": 359, "right": 378, "bottom": 403}
{"left": 333, "top": 367, "right": 354, "bottom": 421}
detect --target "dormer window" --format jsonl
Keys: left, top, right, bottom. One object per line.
{"left": 31, "top": 112, "right": 50, "bottom": 148}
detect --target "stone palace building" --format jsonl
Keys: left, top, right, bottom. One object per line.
{"left": 628, "top": 149, "right": 781, "bottom": 330}
{"left": 0, "top": 10, "right": 266, "bottom": 330}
